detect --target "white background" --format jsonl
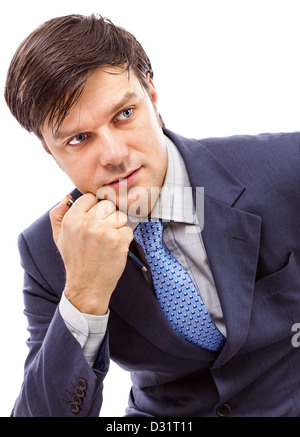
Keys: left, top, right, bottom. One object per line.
{"left": 1, "top": 0, "right": 300, "bottom": 417}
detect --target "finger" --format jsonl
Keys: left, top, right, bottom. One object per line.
{"left": 49, "top": 194, "right": 73, "bottom": 244}
{"left": 70, "top": 192, "right": 99, "bottom": 214}
{"left": 100, "top": 210, "right": 129, "bottom": 228}
{"left": 95, "top": 199, "right": 117, "bottom": 221}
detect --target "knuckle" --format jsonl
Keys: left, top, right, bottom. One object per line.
{"left": 81, "top": 216, "right": 90, "bottom": 229}
{"left": 76, "top": 216, "right": 96, "bottom": 239}
{"left": 83, "top": 192, "right": 96, "bottom": 201}
{"left": 96, "top": 225, "right": 106, "bottom": 239}
{"left": 110, "top": 232, "right": 122, "bottom": 246}
{"left": 124, "top": 226, "right": 134, "bottom": 242}
{"left": 108, "top": 230, "right": 127, "bottom": 250}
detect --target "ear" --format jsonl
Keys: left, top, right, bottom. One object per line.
{"left": 41, "top": 140, "right": 52, "bottom": 155}
{"left": 146, "top": 72, "right": 158, "bottom": 106}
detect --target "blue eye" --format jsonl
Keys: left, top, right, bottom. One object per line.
{"left": 116, "top": 108, "right": 133, "bottom": 121}
{"left": 69, "top": 133, "right": 88, "bottom": 145}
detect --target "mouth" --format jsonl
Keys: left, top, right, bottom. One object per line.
{"left": 106, "top": 167, "right": 141, "bottom": 188}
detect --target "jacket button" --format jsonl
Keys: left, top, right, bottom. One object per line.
{"left": 72, "top": 395, "right": 82, "bottom": 406}
{"left": 75, "top": 386, "right": 85, "bottom": 397}
{"left": 216, "top": 403, "right": 231, "bottom": 417}
{"left": 69, "top": 402, "right": 80, "bottom": 414}
{"left": 77, "top": 378, "right": 87, "bottom": 390}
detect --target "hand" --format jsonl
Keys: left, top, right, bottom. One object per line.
{"left": 49, "top": 193, "right": 133, "bottom": 315}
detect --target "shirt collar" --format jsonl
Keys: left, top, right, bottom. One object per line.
{"left": 150, "top": 136, "right": 198, "bottom": 224}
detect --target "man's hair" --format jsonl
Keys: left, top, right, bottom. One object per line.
{"left": 4, "top": 13, "right": 155, "bottom": 139}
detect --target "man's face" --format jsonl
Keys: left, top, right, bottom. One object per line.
{"left": 42, "top": 66, "right": 167, "bottom": 216}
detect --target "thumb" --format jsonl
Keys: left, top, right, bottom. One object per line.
{"left": 49, "top": 194, "right": 73, "bottom": 245}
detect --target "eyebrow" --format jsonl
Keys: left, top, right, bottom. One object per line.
{"left": 111, "top": 91, "right": 139, "bottom": 115}
{"left": 53, "top": 91, "right": 140, "bottom": 141}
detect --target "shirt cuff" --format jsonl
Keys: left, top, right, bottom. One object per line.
{"left": 59, "top": 292, "right": 109, "bottom": 366}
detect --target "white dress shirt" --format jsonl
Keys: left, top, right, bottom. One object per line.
{"left": 59, "top": 136, "right": 226, "bottom": 367}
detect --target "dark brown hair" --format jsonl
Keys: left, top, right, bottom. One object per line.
{"left": 4, "top": 13, "right": 155, "bottom": 139}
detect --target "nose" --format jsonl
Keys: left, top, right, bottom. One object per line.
{"left": 97, "top": 129, "right": 129, "bottom": 167}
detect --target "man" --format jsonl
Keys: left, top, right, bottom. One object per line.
{"left": 5, "top": 13, "right": 300, "bottom": 417}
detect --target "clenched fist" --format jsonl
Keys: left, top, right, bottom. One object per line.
{"left": 49, "top": 193, "right": 133, "bottom": 315}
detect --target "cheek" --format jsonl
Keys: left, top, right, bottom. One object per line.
{"left": 57, "top": 153, "right": 98, "bottom": 188}
{"left": 132, "top": 123, "right": 163, "bottom": 157}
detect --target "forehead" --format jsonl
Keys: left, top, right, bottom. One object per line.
{"left": 43, "top": 66, "right": 146, "bottom": 140}
{"left": 79, "top": 66, "right": 143, "bottom": 104}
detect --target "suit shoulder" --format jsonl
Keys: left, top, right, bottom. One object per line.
{"left": 165, "top": 127, "right": 300, "bottom": 159}
{"left": 21, "top": 209, "right": 52, "bottom": 245}
{"left": 197, "top": 131, "right": 300, "bottom": 179}
{"left": 199, "top": 131, "right": 300, "bottom": 155}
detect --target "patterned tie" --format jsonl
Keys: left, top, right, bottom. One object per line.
{"left": 134, "top": 219, "right": 225, "bottom": 352}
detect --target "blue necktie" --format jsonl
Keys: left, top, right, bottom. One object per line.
{"left": 134, "top": 220, "right": 225, "bottom": 352}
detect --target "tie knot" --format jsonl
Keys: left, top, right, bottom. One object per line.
{"left": 134, "top": 220, "right": 163, "bottom": 254}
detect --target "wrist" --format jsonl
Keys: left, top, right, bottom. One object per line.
{"left": 64, "top": 286, "right": 110, "bottom": 316}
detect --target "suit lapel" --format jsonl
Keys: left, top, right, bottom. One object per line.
{"left": 200, "top": 197, "right": 261, "bottom": 366}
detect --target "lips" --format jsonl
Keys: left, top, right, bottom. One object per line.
{"left": 107, "top": 167, "right": 141, "bottom": 188}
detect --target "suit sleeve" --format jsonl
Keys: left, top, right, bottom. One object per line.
{"left": 11, "top": 233, "right": 110, "bottom": 417}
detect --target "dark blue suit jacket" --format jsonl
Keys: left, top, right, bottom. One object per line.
{"left": 12, "top": 129, "right": 300, "bottom": 416}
